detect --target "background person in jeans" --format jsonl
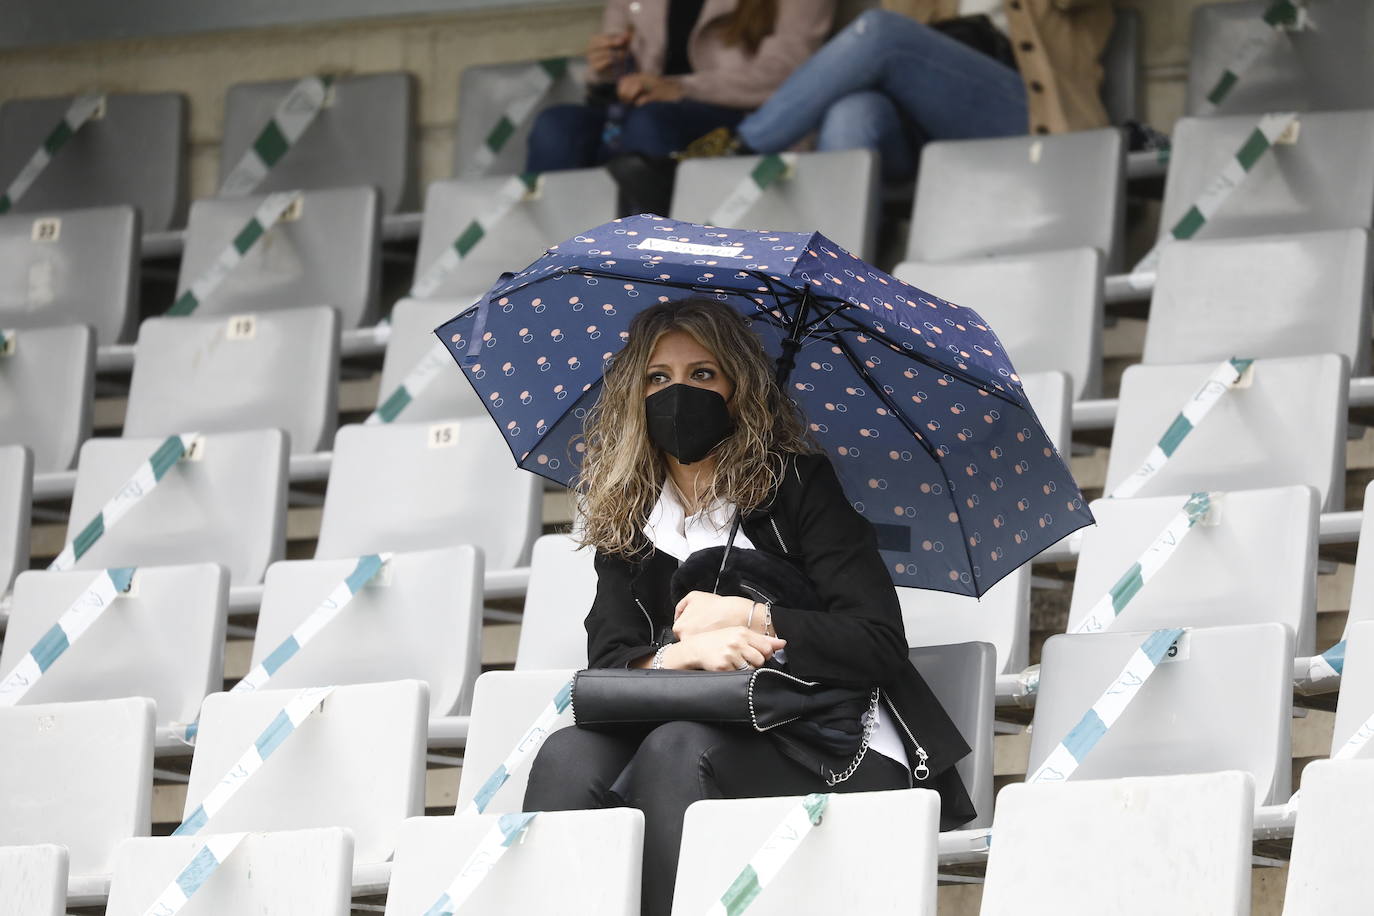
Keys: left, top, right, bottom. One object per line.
{"left": 525, "top": 0, "right": 833, "bottom": 174}
{"left": 704, "top": 0, "right": 1113, "bottom": 182}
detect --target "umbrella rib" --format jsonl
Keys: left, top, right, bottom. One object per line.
{"left": 830, "top": 337, "right": 942, "bottom": 465}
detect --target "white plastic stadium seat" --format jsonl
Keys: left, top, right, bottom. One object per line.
{"left": 1068, "top": 486, "right": 1318, "bottom": 655}
{"left": 0, "top": 697, "right": 154, "bottom": 878}
{"left": 894, "top": 249, "right": 1104, "bottom": 400}
{"left": 66, "top": 430, "right": 288, "bottom": 586}
{"left": 0, "top": 205, "right": 139, "bottom": 346}
{"left": 0, "top": 844, "right": 67, "bottom": 916}
{"left": 909, "top": 642, "right": 996, "bottom": 830}
{"left": 0, "top": 92, "right": 186, "bottom": 232}
{"left": 453, "top": 58, "right": 591, "bottom": 178}
{"left": 176, "top": 187, "right": 380, "bottom": 328}
{"left": 220, "top": 72, "right": 416, "bottom": 214}
{"left": 384, "top": 811, "right": 643, "bottom": 916}
{"left": 1028, "top": 623, "right": 1292, "bottom": 805}
{"left": 1283, "top": 759, "right": 1374, "bottom": 915}
{"left": 105, "top": 828, "right": 353, "bottom": 916}
{"left": 1105, "top": 354, "right": 1348, "bottom": 511}
{"left": 1144, "top": 229, "right": 1372, "bottom": 374}
{"left": 906, "top": 129, "right": 1126, "bottom": 271}
{"left": 671, "top": 149, "right": 880, "bottom": 261}
{"left": 183, "top": 680, "right": 426, "bottom": 869}
{"left": 515, "top": 533, "right": 596, "bottom": 671}
{"left": 414, "top": 169, "right": 619, "bottom": 303}
{"left": 124, "top": 306, "right": 339, "bottom": 454}
{"left": 314, "top": 419, "right": 541, "bottom": 572}
{"left": 2, "top": 563, "right": 227, "bottom": 728}
{"left": 899, "top": 566, "right": 1030, "bottom": 676}
{"left": 1015, "top": 370, "right": 1072, "bottom": 456}
{"left": 376, "top": 298, "right": 487, "bottom": 424}
{"left": 981, "top": 772, "right": 1254, "bottom": 916}
{"left": 0, "top": 323, "right": 93, "bottom": 472}
{"left": 0, "top": 445, "right": 31, "bottom": 596}
{"left": 455, "top": 669, "right": 575, "bottom": 815}
{"left": 1160, "top": 110, "right": 1374, "bottom": 243}
{"left": 1328, "top": 620, "right": 1374, "bottom": 758}
{"left": 671, "top": 789, "right": 940, "bottom": 916}
{"left": 1340, "top": 483, "right": 1374, "bottom": 632}
{"left": 252, "top": 546, "right": 482, "bottom": 716}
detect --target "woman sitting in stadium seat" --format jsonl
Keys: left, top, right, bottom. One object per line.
{"left": 524, "top": 0, "right": 833, "bottom": 174}
{"left": 524, "top": 298, "right": 973, "bottom": 916}
{"left": 687, "top": 0, "right": 1114, "bottom": 182}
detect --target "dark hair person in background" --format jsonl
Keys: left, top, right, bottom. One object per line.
{"left": 525, "top": 0, "right": 833, "bottom": 174}
{"left": 523, "top": 298, "right": 973, "bottom": 916}
{"left": 688, "top": 0, "right": 1114, "bottom": 182}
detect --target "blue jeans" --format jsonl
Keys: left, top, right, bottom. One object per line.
{"left": 737, "top": 9, "right": 1028, "bottom": 181}
{"left": 526, "top": 99, "right": 746, "bottom": 172}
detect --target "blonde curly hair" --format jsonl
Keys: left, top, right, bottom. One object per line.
{"left": 575, "top": 297, "right": 815, "bottom": 558}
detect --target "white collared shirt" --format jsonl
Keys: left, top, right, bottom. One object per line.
{"left": 643, "top": 480, "right": 909, "bottom": 770}
{"left": 959, "top": 0, "right": 1010, "bottom": 35}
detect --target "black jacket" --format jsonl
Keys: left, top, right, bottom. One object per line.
{"left": 585, "top": 452, "right": 977, "bottom": 828}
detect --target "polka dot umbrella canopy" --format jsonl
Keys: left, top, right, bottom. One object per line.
{"left": 436, "top": 213, "right": 1093, "bottom": 597}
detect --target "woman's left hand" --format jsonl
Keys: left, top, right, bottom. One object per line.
{"left": 617, "top": 73, "right": 685, "bottom": 106}
{"left": 673, "top": 591, "right": 753, "bottom": 639}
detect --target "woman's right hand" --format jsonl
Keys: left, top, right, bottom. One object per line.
{"left": 588, "top": 30, "right": 631, "bottom": 79}
{"left": 671, "top": 627, "right": 786, "bottom": 672}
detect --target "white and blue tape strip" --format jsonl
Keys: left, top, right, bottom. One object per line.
{"left": 173, "top": 685, "right": 335, "bottom": 837}
{"left": 219, "top": 75, "right": 332, "bottom": 198}
{"left": 462, "top": 678, "right": 573, "bottom": 816}
{"left": 1028, "top": 627, "right": 1185, "bottom": 784}
{"left": 168, "top": 192, "right": 302, "bottom": 316}
{"left": 367, "top": 340, "right": 455, "bottom": 425}
{"left": 1071, "top": 492, "right": 1213, "bottom": 634}
{"left": 421, "top": 812, "right": 538, "bottom": 915}
{"left": 0, "top": 93, "right": 105, "bottom": 214}
{"left": 135, "top": 832, "right": 249, "bottom": 916}
{"left": 49, "top": 433, "right": 200, "bottom": 572}
{"left": 1110, "top": 359, "right": 1252, "bottom": 499}
{"left": 706, "top": 793, "right": 830, "bottom": 916}
{"left": 0, "top": 567, "right": 135, "bottom": 705}
{"left": 409, "top": 173, "right": 538, "bottom": 300}
{"left": 708, "top": 154, "right": 796, "bottom": 229}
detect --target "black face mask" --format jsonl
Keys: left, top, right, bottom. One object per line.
{"left": 644, "top": 383, "right": 734, "bottom": 464}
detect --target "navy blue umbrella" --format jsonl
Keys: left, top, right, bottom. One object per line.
{"left": 436, "top": 213, "right": 1093, "bottom": 597}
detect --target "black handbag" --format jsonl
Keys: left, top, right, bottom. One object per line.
{"left": 571, "top": 515, "right": 883, "bottom": 785}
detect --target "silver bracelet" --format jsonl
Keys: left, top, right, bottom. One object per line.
{"left": 651, "top": 645, "right": 669, "bottom": 670}
{"left": 747, "top": 601, "right": 758, "bottom": 631}
{"left": 763, "top": 601, "right": 774, "bottom": 637}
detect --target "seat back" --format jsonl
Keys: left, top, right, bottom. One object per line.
{"left": 1161, "top": 111, "right": 1374, "bottom": 242}
{"left": 124, "top": 306, "right": 339, "bottom": 453}
{"left": 1106, "top": 354, "right": 1347, "bottom": 510}
{"left": 0, "top": 323, "right": 93, "bottom": 472}
{"left": 0, "top": 845, "right": 66, "bottom": 916}
{"left": 315, "top": 419, "right": 541, "bottom": 571}
{"left": 899, "top": 568, "right": 1029, "bottom": 676}
{"left": 220, "top": 72, "right": 415, "bottom": 214}
{"left": 453, "top": 58, "right": 591, "bottom": 178}
{"left": 1186, "top": 0, "right": 1374, "bottom": 116}
{"left": 894, "top": 249, "right": 1104, "bottom": 399}
{"left": 1284, "top": 758, "right": 1374, "bottom": 913}
{"left": 516, "top": 534, "right": 596, "bottom": 671}
{"left": 1146, "top": 229, "right": 1371, "bottom": 373}
{"left": 67, "top": 430, "right": 288, "bottom": 586}
{"left": 384, "top": 811, "right": 643, "bottom": 915}
{"left": 376, "top": 298, "right": 487, "bottom": 424}
{"left": 908, "top": 642, "right": 995, "bottom": 829}
{"left": 0, "top": 92, "right": 186, "bottom": 231}
{"left": 981, "top": 772, "right": 1254, "bottom": 916}
{"left": 907, "top": 129, "right": 1125, "bottom": 271}
{"left": 1329, "top": 619, "right": 1374, "bottom": 755}
{"left": 414, "top": 169, "right": 618, "bottom": 302}
{"left": 0, "top": 445, "right": 31, "bottom": 595}
{"left": 176, "top": 187, "right": 379, "bottom": 328}
{"left": 1341, "top": 482, "right": 1374, "bottom": 631}
{"left": 1070, "top": 486, "right": 1319, "bottom": 654}
{"left": 670, "top": 789, "right": 940, "bottom": 916}
{"left": 253, "top": 546, "right": 483, "bottom": 716}
{"left": 1028, "top": 623, "right": 1293, "bottom": 804}
{"left": 0, "top": 205, "right": 139, "bottom": 346}
{"left": 106, "top": 828, "right": 353, "bottom": 916}
{"left": 185, "top": 680, "right": 427, "bottom": 867}
{"left": 0, "top": 697, "right": 154, "bottom": 876}
{"left": 671, "top": 149, "right": 880, "bottom": 260}
{"left": 1017, "top": 370, "right": 1072, "bottom": 454}
{"left": 2, "top": 563, "right": 227, "bottom": 727}
{"left": 455, "top": 669, "right": 576, "bottom": 814}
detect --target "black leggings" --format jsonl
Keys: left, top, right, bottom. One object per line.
{"left": 523, "top": 721, "right": 911, "bottom": 916}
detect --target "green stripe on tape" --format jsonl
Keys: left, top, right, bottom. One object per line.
{"left": 1157, "top": 414, "right": 1194, "bottom": 457}
{"left": 374, "top": 386, "right": 412, "bottom": 424}
{"left": 233, "top": 218, "right": 266, "bottom": 255}
{"left": 539, "top": 57, "right": 569, "bottom": 81}
{"left": 454, "top": 221, "right": 485, "bottom": 257}
{"left": 486, "top": 116, "right": 516, "bottom": 155}
{"left": 720, "top": 865, "right": 763, "bottom": 916}
{"left": 751, "top": 154, "right": 789, "bottom": 189}
{"left": 71, "top": 514, "right": 105, "bottom": 561}
{"left": 44, "top": 122, "right": 74, "bottom": 156}
{"left": 0, "top": 194, "right": 11, "bottom": 214}
{"left": 1172, "top": 205, "right": 1206, "bottom": 240}
{"left": 1109, "top": 562, "right": 1145, "bottom": 612}
{"left": 1263, "top": 0, "right": 1301, "bottom": 27}
{"left": 253, "top": 120, "right": 291, "bottom": 168}
{"left": 167, "top": 291, "right": 198, "bottom": 317}
{"left": 148, "top": 435, "right": 189, "bottom": 480}
{"left": 1234, "top": 127, "right": 1272, "bottom": 171}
